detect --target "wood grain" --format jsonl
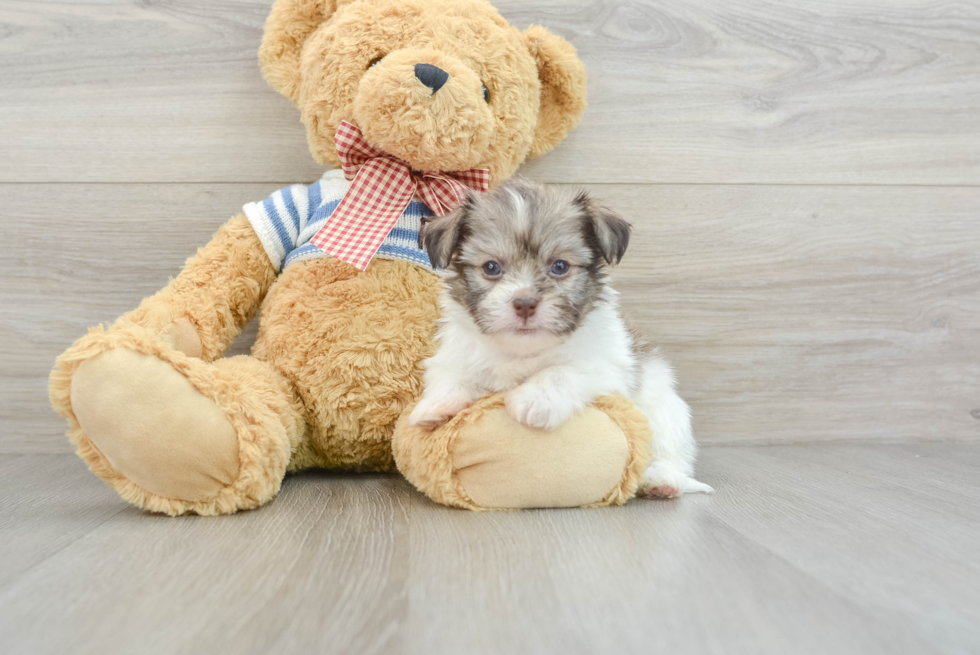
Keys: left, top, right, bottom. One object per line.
{"left": 610, "top": 184, "right": 980, "bottom": 445}
{"left": 709, "top": 445, "right": 980, "bottom": 650}
{"left": 1, "top": 0, "right": 978, "bottom": 184}
{"left": 0, "top": 454, "right": 125, "bottom": 587}
{"left": 0, "top": 462, "right": 410, "bottom": 655}
{"left": 1, "top": 444, "right": 978, "bottom": 654}
{"left": 3, "top": 183, "right": 977, "bottom": 452}
{"left": 404, "top": 444, "right": 963, "bottom": 655}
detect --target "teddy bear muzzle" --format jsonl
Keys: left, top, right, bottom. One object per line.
{"left": 352, "top": 48, "right": 495, "bottom": 173}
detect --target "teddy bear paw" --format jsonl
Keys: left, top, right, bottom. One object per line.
{"left": 70, "top": 348, "right": 240, "bottom": 502}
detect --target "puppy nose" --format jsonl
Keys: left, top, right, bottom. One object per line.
{"left": 415, "top": 63, "right": 449, "bottom": 93}
{"left": 512, "top": 297, "right": 538, "bottom": 320}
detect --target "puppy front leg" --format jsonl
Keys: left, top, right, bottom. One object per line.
{"left": 409, "top": 382, "right": 480, "bottom": 431}
{"left": 505, "top": 367, "right": 591, "bottom": 430}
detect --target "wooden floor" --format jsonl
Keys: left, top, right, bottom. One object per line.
{"left": 1, "top": 1, "right": 979, "bottom": 653}
{"left": 1, "top": 443, "right": 978, "bottom": 655}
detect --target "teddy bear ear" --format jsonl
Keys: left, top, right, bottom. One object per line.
{"left": 523, "top": 26, "right": 588, "bottom": 158}
{"left": 259, "top": 0, "right": 342, "bottom": 104}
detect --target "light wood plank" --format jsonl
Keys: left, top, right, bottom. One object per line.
{"left": 0, "top": 454, "right": 124, "bottom": 587}
{"left": 1, "top": 444, "right": 978, "bottom": 654}
{"left": 610, "top": 184, "right": 980, "bottom": 445}
{"left": 0, "top": 470, "right": 411, "bottom": 655}
{"left": 405, "top": 444, "right": 974, "bottom": 655}
{"left": 3, "top": 183, "right": 977, "bottom": 452}
{"left": 1, "top": 1, "right": 977, "bottom": 184}
{"left": 521, "top": 0, "right": 980, "bottom": 185}
{"left": 703, "top": 443, "right": 980, "bottom": 652}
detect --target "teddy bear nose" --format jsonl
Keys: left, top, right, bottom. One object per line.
{"left": 414, "top": 63, "right": 449, "bottom": 94}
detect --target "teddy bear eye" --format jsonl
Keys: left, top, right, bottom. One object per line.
{"left": 481, "top": 85, "right": 490, "bottom": 103}
{"left": 368, "top": 55, "right": 385, "bottom": 69}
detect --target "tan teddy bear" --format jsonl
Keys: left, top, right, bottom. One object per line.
{"left": 49, "top": 0, "right": 652, "bottom": 516}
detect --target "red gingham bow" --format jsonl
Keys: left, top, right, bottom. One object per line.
{"left": 309, "top": 121, "right": 491, "bottom": 271}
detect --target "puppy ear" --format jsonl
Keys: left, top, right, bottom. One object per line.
{"left": 524, "top": 26, "right": 588, "bottom": 158}
{"left": 576, "top": 191, "right": 631, "bottom": 265}
{"left": 259, "top": 0, "right": 339, "bottom": 104}
{"left": 422, "top": 199, "right": 471, "bottom": 269}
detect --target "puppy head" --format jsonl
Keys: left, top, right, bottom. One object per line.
{"left": 423, "top": 177, "right": 631, "bottom": 348}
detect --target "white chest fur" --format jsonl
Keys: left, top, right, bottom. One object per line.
{"left": 431, "top": 298, "right": 638, "bottom": 398}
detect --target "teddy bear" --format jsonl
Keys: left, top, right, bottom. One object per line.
{"left": 49, "top": 0, "right": 653, "bottom": 516}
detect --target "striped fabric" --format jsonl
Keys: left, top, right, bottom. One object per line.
{"left": 242, "top": 169, "right": 434, "bottom": 272}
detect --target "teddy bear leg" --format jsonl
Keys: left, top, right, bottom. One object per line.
{"left": 53, "top": 326, "right": 305, "bottom": 516}
{"left": 392, "top": 395, "right": 652, "bottom": 510}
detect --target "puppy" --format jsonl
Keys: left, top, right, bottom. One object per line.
{"left": 409, "top": 178, "right": 712, "bottom": 498}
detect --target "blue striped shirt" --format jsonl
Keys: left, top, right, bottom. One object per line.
{"left": 243, "top": 169, "right": 433, "bottom": 272}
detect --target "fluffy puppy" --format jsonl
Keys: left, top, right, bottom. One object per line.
{"left": 409, "top": 178, "right": 712, "bottom": 497}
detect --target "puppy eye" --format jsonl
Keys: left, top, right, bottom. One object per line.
{"left": 368, "top": 55, "right": 385, "bottom": 69}
{"left": 550, "top": 260, "right": 570, "bottom": 276}
{"left": 482, "top": 261, "right": 502, "bottom": 277}
{"left": 481, "top": 85, "right": 490, "bottom": 103}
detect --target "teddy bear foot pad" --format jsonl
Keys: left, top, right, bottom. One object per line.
{"left": 71, "top": 349, "right": 241, "bottom": 502}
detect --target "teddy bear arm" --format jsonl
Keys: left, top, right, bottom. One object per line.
{"left": 117, "top": 214, "right": 277, "bottom": 361}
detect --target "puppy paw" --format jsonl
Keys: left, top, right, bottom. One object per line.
{"left": 409, "top": 393, "right": 473, "bottom": 430}
{"left": 638, "top": 463, "right": 714, "bottom": 499}
{"left": 505, "top": 383, "right": 577, "bottom": 430}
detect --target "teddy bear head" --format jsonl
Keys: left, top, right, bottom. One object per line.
{"left": 260, "top": 0, "right": 587, "bottom": 183}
